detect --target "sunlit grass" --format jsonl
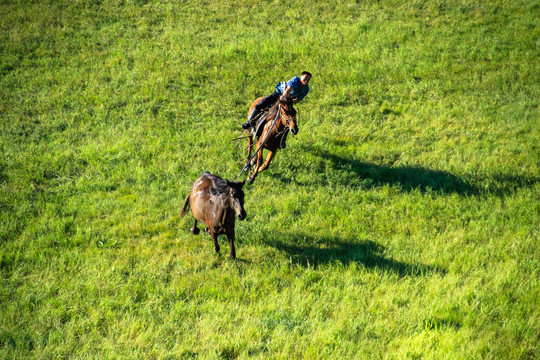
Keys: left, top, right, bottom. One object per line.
{"left": 1, "top": 0, "right": 539, "bottom": 358}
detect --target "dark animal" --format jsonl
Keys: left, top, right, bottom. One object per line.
{"left": 181, "top": 172, "right": 246, "bottom": 259}
{"left": 245, "top": 94, "right": 298, "bottom": 182}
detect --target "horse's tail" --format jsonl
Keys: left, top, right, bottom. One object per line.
{"left": 180, "top": 194, "right": 190, "bottom": 217}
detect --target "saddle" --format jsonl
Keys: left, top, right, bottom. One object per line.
{"left": 248, "top": 96, "right": 284, "bottom": 137}
{"left": 250, "top": 111, "right": 271, "bottom": 138}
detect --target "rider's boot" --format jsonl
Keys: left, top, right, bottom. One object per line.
{"left": 242, "top": 109, "right": 259, "bottom": 130}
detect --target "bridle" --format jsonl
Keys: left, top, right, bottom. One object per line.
{"left": 280, "top": 104, "right": 296, "bottom": 131}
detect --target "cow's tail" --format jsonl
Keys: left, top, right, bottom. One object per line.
{"left": 180, "top": 194, "right": 190, "bottom": 217}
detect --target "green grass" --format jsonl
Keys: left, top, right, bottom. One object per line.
{"left": 1, "top": 0, "right": 539, "bottom": 358}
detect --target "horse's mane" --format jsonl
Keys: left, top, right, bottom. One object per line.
{"left": 199, "top": 171, "right": 229, "bottom": 195}
{"left": 209, "top": 177, "right": 230, "bottom": 195}
{"left": 205, "top": 175, "right": 242, "bottom": 196}
{"left": 265, "top": 94, "right": 294, "bottom": 120}
{"left": 265, "top": 102, "right": 280, "bottom": 120}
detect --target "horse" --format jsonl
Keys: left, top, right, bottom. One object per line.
{"left": 244, "top": 94, "right": 299, "bottom": 182}
{"left": 181, "top": 172, "right": 246, "bottom": 259}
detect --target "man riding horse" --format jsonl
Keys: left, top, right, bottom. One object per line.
{"left": 242, "top": 71, "right": 312, "bottom": 149}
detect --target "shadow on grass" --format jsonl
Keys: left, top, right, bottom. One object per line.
{"left": 275, "top": 144, "right": 538, "bottom": 196}
{"left": 268, "top": 234, "right": 445, "bottom": 277}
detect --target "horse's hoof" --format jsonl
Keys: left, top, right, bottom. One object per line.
{"left": 191, "top": 227, "right": 200, "bottom": 235}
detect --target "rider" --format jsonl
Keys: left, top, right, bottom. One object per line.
{"left": 241, "top": 71, "right": 312, "bottom": 131}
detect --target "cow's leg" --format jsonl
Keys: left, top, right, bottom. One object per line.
{"left": 190, "top": 219, "right": 200, "bottom": 235}
{"left": 227, "top": 230, "right": 236, "bottom": 259}
{"left": 258, "top": 150, "right": 276, "bottom": 172}
{"left": 210, "top": 231, "right": 221, "bottom": 255}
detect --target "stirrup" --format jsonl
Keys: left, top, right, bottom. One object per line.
{"left": 245, "top": 108, "right": 262, "bottom": 128}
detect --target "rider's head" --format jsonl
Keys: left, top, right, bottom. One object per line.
{"left": 300, "top": 71, "right": 312, "bottom": 85}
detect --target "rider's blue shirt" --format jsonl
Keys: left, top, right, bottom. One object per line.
{"left": 275, "top": 76, "right": 310, "bottom": 102}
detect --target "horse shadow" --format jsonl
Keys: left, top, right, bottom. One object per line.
{"left": 267, "top": 234, "right": 445, "bottom": 277}
{"left": 275, "top": 144, "right": 538, "bottom": 196}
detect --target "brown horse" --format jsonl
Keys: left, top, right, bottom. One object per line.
{"left": 245, "top": 94, "right": 298, "bottom": 182}
{"left": 181, "top": 172, "right": 246, "bottom": 259}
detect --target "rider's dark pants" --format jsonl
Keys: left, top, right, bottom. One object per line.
{"left": 248, "top": 91, "right": 280, "bottom": 123}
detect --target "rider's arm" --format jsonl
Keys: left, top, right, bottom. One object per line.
{"left": 284, "top": 77, "right": 301, "bottom": 89}
{"left": 283, "top": 85, "right": 292, "bottom": 96}
{"left": 283, "top": 76, "right": 302, "bottom": 97}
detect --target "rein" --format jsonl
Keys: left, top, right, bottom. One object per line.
{"left": 233, "top": 104, "right": 282, "bottom": 181}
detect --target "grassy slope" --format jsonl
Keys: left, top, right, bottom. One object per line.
{"left": 1, "top": 0, "right": 539, "bottom": 359}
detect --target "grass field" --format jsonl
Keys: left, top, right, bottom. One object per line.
{"left": 1, "top": 0, "right": 539, "bottom": 358}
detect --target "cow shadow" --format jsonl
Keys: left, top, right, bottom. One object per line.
{"left": 268, "top": 234, "right": 445, "bottom": 277}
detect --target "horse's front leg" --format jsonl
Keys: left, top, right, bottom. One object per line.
{"left": 258, "top": 150, "right": 276, "bottom": 172}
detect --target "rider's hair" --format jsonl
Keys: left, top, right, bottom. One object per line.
{"left": 301, "top": 71, "right": 312, "bottom": 78}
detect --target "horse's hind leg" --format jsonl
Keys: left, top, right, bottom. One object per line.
{"left": 248, "top": 146, "right": 264, "bottom": 182}
{"left": 210, "top": 232, "right": 221, "bottom": 255}
{"left": 190, "top": 219, "right": 200, "bottom": 235}
{"left": 245, "top": 134, "right": 254, "bottom": 167}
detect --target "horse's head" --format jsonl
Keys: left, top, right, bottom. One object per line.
{"left": 227, "top": 180, "right": 246, "bottom": 221}
{"left": 279, "top": 94, "right": 299, "bottom": 136}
